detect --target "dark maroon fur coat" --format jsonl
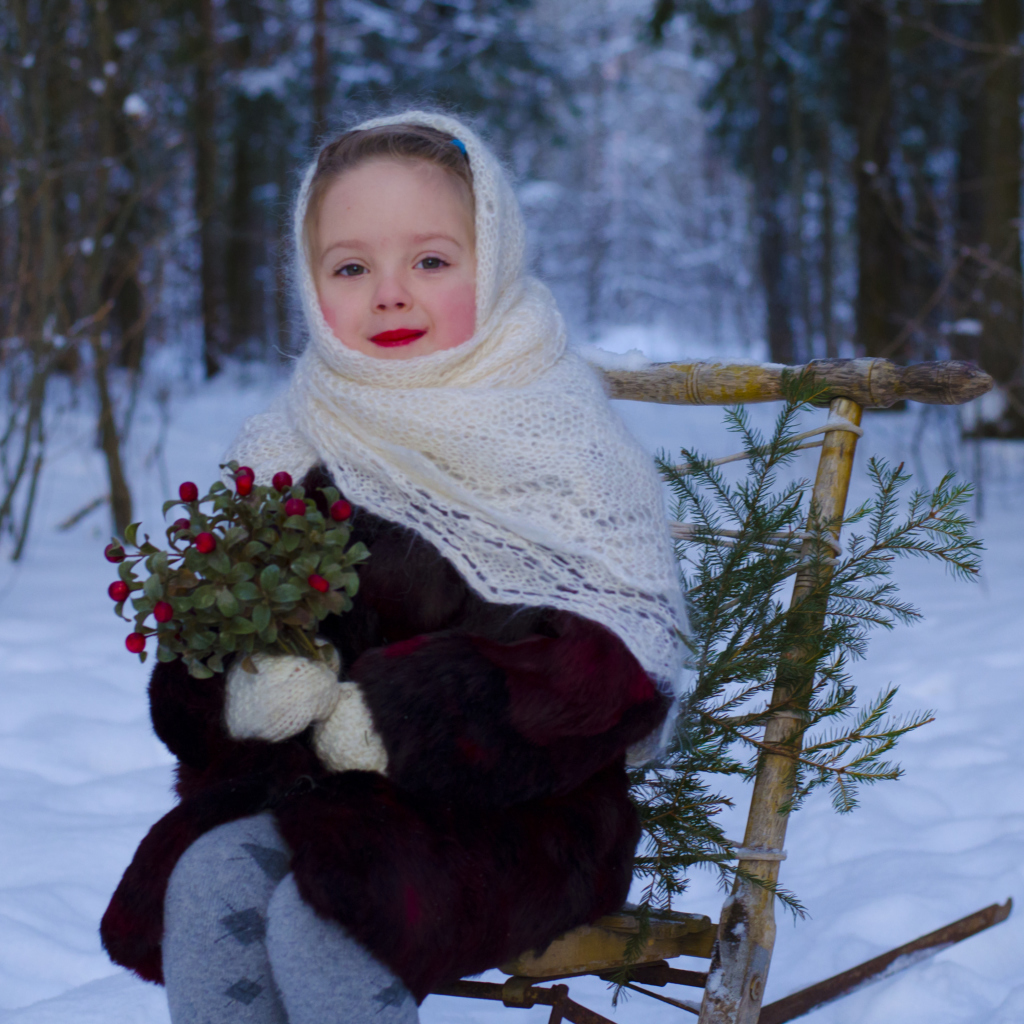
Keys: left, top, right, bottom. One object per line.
{"left": 101, "top": 466, "right": 669, "bottom": 1002}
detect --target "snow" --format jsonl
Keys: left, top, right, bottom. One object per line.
{"left": 122, "top": 95, "right": 149, "bottom": 119}
{"left": 1, "top": 360, "right": 1022, "bottom": 1023}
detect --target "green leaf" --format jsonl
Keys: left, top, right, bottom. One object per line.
{"left": 283, "top": 532, "right": 302, "bottom": 553}
{"left": 188, "top": 661, "right": 215, "bottom": 679}
{"left": 226, "top": 562, "right": 255, "bottom": 584}
{"left": 260, "top": 564, "right": 281, "bottom": 590}
{"left": 162, "top": 499, "right": 179, "bottom": 516}
{"left": 208, "top": 549, "right": 231, "bottom": 575}
{"left": 230, "top": 616, "right": 257, "bottom": 634}
{"left": 272, "top": 583, "right": 301, "bottom": 603}
{"left": 243, "top": 541, "right": 268, "bottom": 560}
{"left": 193, "top": 585, "right": 217, "bottom": 610}
{"left": 291, "top": 555, "right": 318, "bottom": 578}
{"left": 346, "top": 541, "right": 370, "bottom": 564}
{"left": 253, "top": 603, "right": 271, "bottom": 632}
{"left": 257, "top": 528, "right": 278, "bottom": 545}
{"left": 125, "top": 522, "right": 140, "bottom": 547}
{"left": 157, "top": 644, "right": 177, "bottom": 663}
{"left": 232, "top": 581, "right": 261, "bottom": 602}
{"left": 259, "top": 623, "right": 278, "bottom": 645}
{"left": 184, "top": 548, "right": 207, "bottom": 573}
{"left": 222, "top": 526, "right": 248, "bottom": 549}
{"left": 284, "top": 515, "right": 309, "bottom": 531}
{"left": 216, "top": 588, "right": 239, "bottom": 617}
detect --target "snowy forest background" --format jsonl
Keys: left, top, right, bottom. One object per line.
{"left": 2, "top": 1, "right": 1024, "bottom": 1022}
{"left": 4, "top": 0, "right": 1024, "bottom": 549}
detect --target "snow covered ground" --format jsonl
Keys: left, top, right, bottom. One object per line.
{"left": 1, "top": 358, "right": 1022, "bottom": 1022}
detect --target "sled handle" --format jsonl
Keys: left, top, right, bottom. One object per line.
{"left": 601, "top": 357, "right": 992, "bottom": 408}
{"left": 697, "top": 399, "right": 864, "bottom": 1024}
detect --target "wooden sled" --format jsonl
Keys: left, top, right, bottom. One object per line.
{"left": 433, "top": 357, "right": 1012, "bottom": 1023}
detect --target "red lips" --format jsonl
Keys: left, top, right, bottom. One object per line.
{"left": 369, "top": 328, "right": 426, "bottom": 347}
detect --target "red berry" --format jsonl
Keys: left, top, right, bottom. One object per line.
{"left": 284, "top": 498, "right": 306, "bottom": 517}
{"left": 330, "top": 499, "right": 352, "bottom": 522}
{"left": 179, "top": 481, "right": 199, "bottom": 502}
{"left": 171, "top": 518, "right": 191, "bottom": 533}
{"left": 153, "top": 600, "right": 174, "bottom": 623}
{"left": 125, "top": 633, "right": 146, "bottom": 654}
{"left": 108, "top": 580, "right": 130, "bottom": 602}
{"left": 195, "top": 531, "right": 216, "bottom": 554}
{"left": 104, "top": 542, "right": 125, "bottom": 563}
{"left": 272, "top": 471, "right": 293, "bottom": 491}
{"left": 308, "top": 574, "right": 329, "bottom": 593}
{"left": 235, "top": 466, "right": 255, "bottom": 497}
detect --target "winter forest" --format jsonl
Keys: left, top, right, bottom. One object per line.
{"left": 1, "top": 0, "right": 1023, "bottom": 1022}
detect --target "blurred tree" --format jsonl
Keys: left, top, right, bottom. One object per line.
{"left": 192, "top": 0, "right": 225, "bottom": 377}
{"left": 652, "top": 0, "right": 1023, "bottom": 398}
{"left": 0, "top": 0, "right": 173, "bottom": 546}
{"left": 848, "top": 0, "right": 906, "bottom": 361}
{"left": 653, "top": 0, "right": 848, "bottom": 364}
{"left": 953, "top": 0, "right": 1023, "bottom": 435}
{"left": 339, "top": 0, "right": 561, "bottom": 153}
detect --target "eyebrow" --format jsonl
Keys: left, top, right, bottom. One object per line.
{"left": 320, "top": 233, "right": 465, "bottom": 261}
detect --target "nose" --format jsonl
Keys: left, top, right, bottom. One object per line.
{"left": 372, "top": 271, "right": 412, "bottom": 312}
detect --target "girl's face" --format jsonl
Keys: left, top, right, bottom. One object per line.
{"left": 312, "top": 158, "right": 477, "bottom": 360}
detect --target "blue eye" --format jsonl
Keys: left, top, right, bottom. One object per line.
{"left": 336, "top": 263, "right": 366, "bottom": 277}
{"left": 416, "top": 256, "right": 448, "bottom": 270}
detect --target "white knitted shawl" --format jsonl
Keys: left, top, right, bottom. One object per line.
{"left": 227, "top": 111, "right": 687, "bottom": 749}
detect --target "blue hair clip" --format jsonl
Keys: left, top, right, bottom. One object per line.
{"left": 450, "top": 138, "right": 468, "bottom": 157}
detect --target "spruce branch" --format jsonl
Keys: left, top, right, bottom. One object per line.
{"left": 631, "top": 388, "right": 980, "bottom": 927}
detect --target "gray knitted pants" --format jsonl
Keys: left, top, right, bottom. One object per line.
{"left": 163, "top": 813, "right": 419, "bottom": 1024}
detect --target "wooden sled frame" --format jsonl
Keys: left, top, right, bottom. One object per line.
{"left": 432, "top": 357, "right": 1011, "bottom": 1024}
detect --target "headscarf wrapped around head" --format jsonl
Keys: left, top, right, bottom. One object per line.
{"left": 227, "top": 110, "right": 688, "bottom": 757}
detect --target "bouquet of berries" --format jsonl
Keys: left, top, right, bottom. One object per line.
{"left": 105, "top": 462, "right": 368, "bottom": 679}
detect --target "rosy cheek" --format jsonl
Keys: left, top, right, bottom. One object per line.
{"left": 437, "top": 282, "right": 477, "bottom": 349}
{"left": 318, "top": 296, "right": 338, "bottom": 332}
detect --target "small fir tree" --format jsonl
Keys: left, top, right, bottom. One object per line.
{"left": 622, "top": 378, "right": 981, "bottom": 968}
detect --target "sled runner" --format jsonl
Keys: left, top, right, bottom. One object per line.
{"left": 434, "top": 357, "right": 1012, "bottom": 1024}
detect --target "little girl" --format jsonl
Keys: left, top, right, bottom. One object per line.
{"left": 101, "top": 111, "right": 686, "bottom": 1024}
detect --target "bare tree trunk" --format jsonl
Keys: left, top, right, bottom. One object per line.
{"left": 92, "top": 0, "right": 134, "bottom": 536}
{"left": 89, "top": 329, "right": 134, "bottom": 536}
{"left": 819, "top": 115, "right": 838, "bottom": 358}
{"left": 312, "top": 0, "right": 328, "bottom": 145}
{"left": 789, "top": 87, "right": 813, "bottom": 361}
{"left": 226, "top": 106, "right": 254, "bottom": 355}
{"left": 195, "top": 0, "right": 223, "bottom": 378}
{"left": 752, "top": 0, "right": 794, "bottom": 364}
{"left": 979, "top": 0, "right": 1024, "bottom": 431}
{"left": 848, "top": 0, "right": 907, "bottom": 360}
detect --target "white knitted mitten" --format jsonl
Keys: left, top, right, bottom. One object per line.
{"left": 225, "top": 643, "right": 342, "bottom": 743}
{"left": 312, "top": 683, "right": 389, "bottom": 774}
